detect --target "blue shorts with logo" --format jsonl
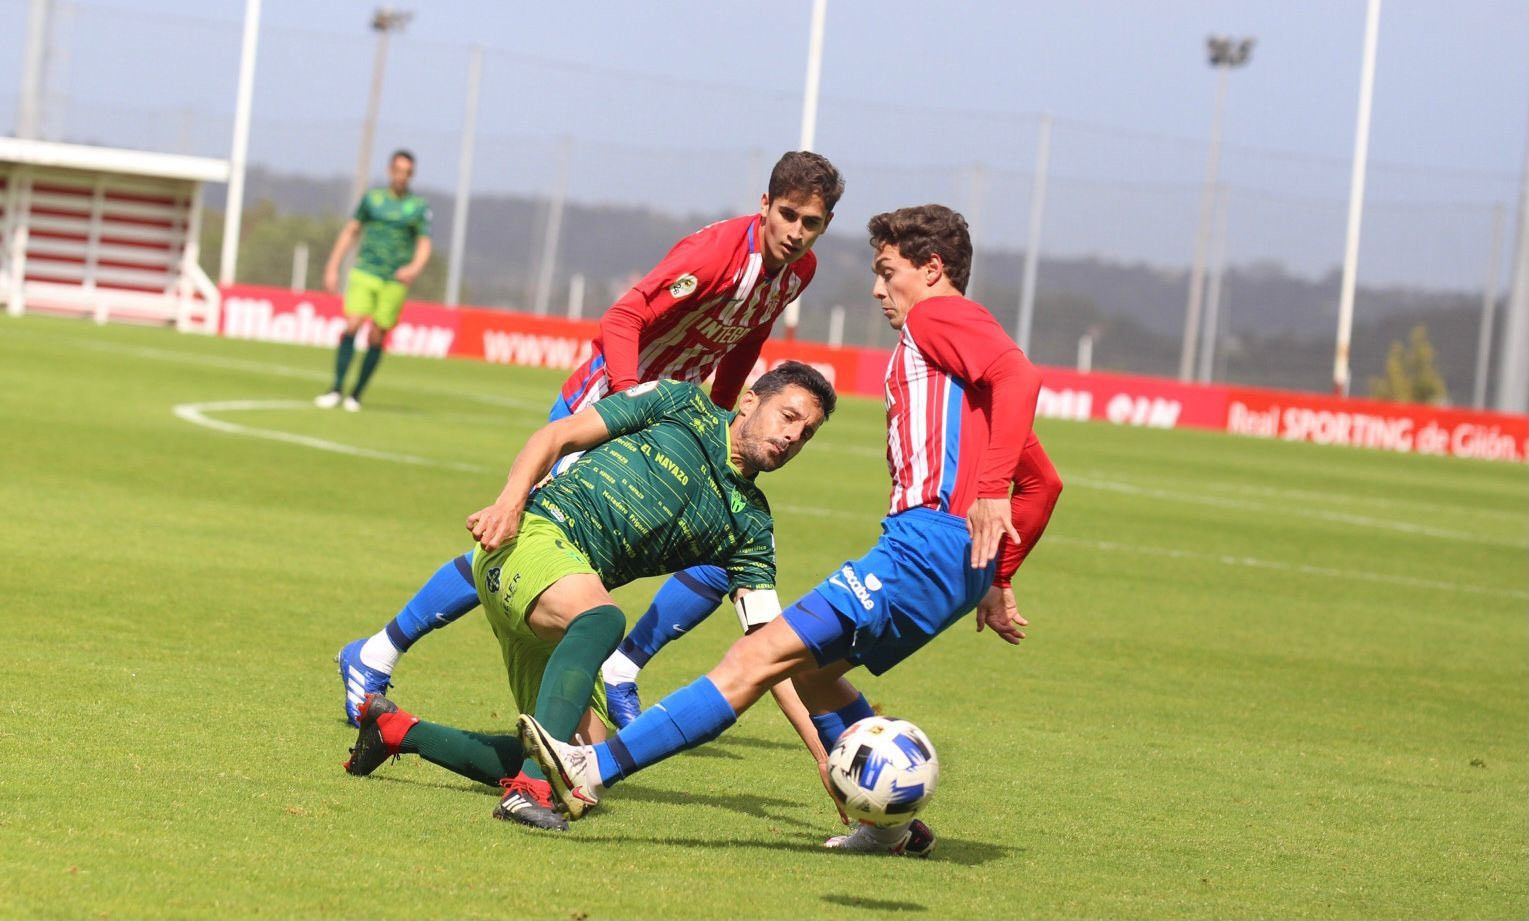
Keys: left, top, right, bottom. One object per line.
{"left": 781, "top": 506, "right": 995, "bottom": 676}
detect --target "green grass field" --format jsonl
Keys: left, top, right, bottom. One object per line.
{"left": 3, "top": 313, "right": 1525, "bottom": 920}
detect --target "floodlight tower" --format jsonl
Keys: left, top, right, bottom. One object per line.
{"left": 1178, "top": 34, "right": 1253, "bottom": 382}
{"left": 349, "top": 7, "right": 412, "bottom": 210}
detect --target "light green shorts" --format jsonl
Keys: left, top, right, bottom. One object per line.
{"left": 472, "top": 513, "right": 611, "bottom": 728}
{"left": 343, "top": 268, "right": 408, "bottom": 330}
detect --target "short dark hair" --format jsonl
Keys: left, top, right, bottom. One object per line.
{"left": 390, "top": 149, "right": 416, "bottom": 165}
{"left": 750, "top": 360, "right": 837, "bottom": 419}
{"left": 866, "top": 204, "right": 972, "bottom": 294}
{"left": 768, "top": 151, "right": 845, "bottom": 212}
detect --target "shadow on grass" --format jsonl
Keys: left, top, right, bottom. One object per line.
{"left": 821, "top": 894, "right": 929, "bottom": 913}
{"left": 613, "top": 782, "right": 819, "bottom": 830}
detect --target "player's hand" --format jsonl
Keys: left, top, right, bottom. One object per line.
{"left": 323, "top": 265, "right": 340, "bottom": 295}
{"left": 966, "top": 497, "right": 1019, "bottom": 569}
{"left": 466, "top": 500, "right": 523, "bottom": 551}
{"left": 975, "top": 585, "right": 1026, "bottom": 645}
{"left": 394, "top": 265, "right": 420, "bottom": 286}
{"left": 818, "top": 759, "right": 850, "bottom": 825}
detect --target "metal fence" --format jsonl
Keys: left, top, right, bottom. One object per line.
{"left": 1, "top": 0, "right": 1520, "bottom": 399}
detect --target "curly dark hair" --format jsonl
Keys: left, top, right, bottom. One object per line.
{"left": 866, "top": 204, "right": 972, "bottom": 294}
{"left": 768, "top": 151, "right": 846, "bottom": 212}
{"left": 750, "top": 360, "right": 837, "bottom": 418}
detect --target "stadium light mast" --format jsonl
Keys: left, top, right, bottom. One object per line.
{"left": 219, "top": 0, "right": 261, "bottom": 286}
{"left": 1178, "top": 33, "right": 1252, "bottom": 382}
{"left": 782, "top": 0, "right": 826, "bottom": 342}
{"left": 15, "top": 0, "right": 48, "bottom": 139}
{"left": 349, "top": 7, "right": 412, "bottom": 212}
{"left": 1331, "top": 0, "right": 1381, "bottom": 397}
{"left": 445, "top": 45, "right": 482, "bottom": 307}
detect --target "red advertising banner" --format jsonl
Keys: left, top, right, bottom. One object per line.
{"left": 1035, "top": 367, "right": 1229, "bottom": 429}
{"left": 215, "top": 285, "right": 1528, "bottom": 463}
{"left": 1224, "top": 386, "right": 1529, "bottom": 462}
{"left": 220, "top": 284, "right": 459, "bottom": 358}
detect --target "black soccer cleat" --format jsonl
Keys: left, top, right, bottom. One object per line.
{"left": 493, "top": 773, "right": 569, "bottom": 831}
{"left": 343, "top": 693, "right": 401, "bottom": 777}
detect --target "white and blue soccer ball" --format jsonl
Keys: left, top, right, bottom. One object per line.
{"left": 825, "top": 716, "right": 939, "bottom": 826}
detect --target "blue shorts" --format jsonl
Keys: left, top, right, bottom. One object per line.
{"left": 781, "top": 506, "right": 995, "bottom": 676}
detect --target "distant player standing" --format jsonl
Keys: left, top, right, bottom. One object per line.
{"left": 521, "top": 204, "right": 1064, "bottom": 855}
{"left": 315, "top": 149, "right": 433, "bottom": 412}
{"left": 341, "top": 365, "right": 836, "bottom": 830}
{"left": 336, "top": 152, "right": 844, "bottom": 725}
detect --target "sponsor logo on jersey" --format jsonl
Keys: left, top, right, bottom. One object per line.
{"left": 668, "top": 274, "right": 699, "bottom": 299}
{"left": 835, "top": 565, "right": 880, "bottom": 611}
{"left": 864, "top": 573, "right": 883, "bottom": 592}
{"left": 624, "top": 381, "right": 659, "bottom": 398}
{"left": 486, "top": 566, "right": 501, "bottom": 594}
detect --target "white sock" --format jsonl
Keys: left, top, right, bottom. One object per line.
{"left": 600, "top": 648, "right": 641, "bottom": 685}
{"left": 358, "top": 631, "right": 401, "bottom": 675}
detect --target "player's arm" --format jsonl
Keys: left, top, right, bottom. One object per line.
{"left": 395, "top": 206, "right": 433, "bottom": 286}
{"left": 323, "top": 219, "right": 363, "bottom": 294}
{"left": 977, "top": 433, "right": 1063, "bottom": 644}
{"left": 598, "top": 233, "right": 723, "bottom": 393}
{"left": 731, "top": 583, "right": 848, "bottom": 824}
{"left": 906, "top": 305, "right": 1043, "bottom": 568}
{"left": 467, "top": 407, "right": 613, "bottom": 550}
{"left": 707, "top": 323, "right": 771, "bottom": 409}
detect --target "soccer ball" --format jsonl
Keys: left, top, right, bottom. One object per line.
{"left": 825, "top": 716, "right": 939, "bottom": 826}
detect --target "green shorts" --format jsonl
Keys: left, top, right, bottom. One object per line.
{"left": 471, "top": 513, "right": 611, "bottom": 729}
{"left": 343, "top": 268, "right": 408, "bottom": 331}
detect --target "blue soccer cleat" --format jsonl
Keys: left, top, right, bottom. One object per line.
{"left": 604, "top": 680, "right": 642, "bottom": 728}
{"left": 337, "top": 638, "right": 391, "bottom": 727}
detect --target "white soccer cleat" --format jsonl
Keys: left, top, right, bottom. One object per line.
{"left": 314, "top": 390, "right": 342, "bottom": 409}
{"left": 343, "top": 396, "right": 362, "bottom": 413}
{"left": 517, "top": 714, "right": 603, "bottom": 819}
{"left": 824, "top": 819, "right": 936, "bottom": 858}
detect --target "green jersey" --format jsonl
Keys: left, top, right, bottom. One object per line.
{"left": 353, "top": 187, "right": 432, "bottom": 280}
{"left": 528, "top": 380, "right": 775, "bottom": 595}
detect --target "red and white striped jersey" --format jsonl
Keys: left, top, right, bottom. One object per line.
{"left": 883, "top": 296, "right": 1043, "bottom": 518}
{"left": 587, "top": 214, "right": 815, "bottom": 409}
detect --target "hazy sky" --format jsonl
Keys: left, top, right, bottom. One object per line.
{"left": 2, "top": 0, "right": 1526, "bottom": 289}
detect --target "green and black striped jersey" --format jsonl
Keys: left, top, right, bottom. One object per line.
{"left": 528, "top": 380, "right": 774, "bottom": 594}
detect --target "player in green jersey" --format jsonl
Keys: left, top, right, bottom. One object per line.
{"left": 342, "top": 362, "right": 838, "bottom": 831}
{"left": 316, "top": 149, "right": 433, "bottom": 412}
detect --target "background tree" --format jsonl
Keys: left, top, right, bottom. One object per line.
{"left": 1369, "top": 324, "right": 1447, "bottom": 404}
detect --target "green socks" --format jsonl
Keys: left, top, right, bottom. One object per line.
{"left": 332, "top": 335, "right": 356, "bottom": 392}
{"left": 400, "top": 720, "right": 525, "bottom": 787}
{"left": 522, "top": 604, "right": 626, "bottom": 781}
{"left": 352, "top": 343, "right": 385, "bottom": 398}
{"left": 390, "top": 605, "right": 625, "bottom": 785}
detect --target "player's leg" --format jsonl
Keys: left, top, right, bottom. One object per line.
{"left": 336, "top": 552, "right": 480, "bottom": 725}
{"left": 520, "top": 614, "right": 820, "bottom": 820}
{"left": 600, "top": 563, "right": 731, "bottom": 727}
{"left": 347, "top": 278, "right": 406, "bottom": 409}
{"left": 317, "top": 270, "right": 376, "bottom": 407}
{"left": 342, "top": 692, "right": 568, "bottom": 831}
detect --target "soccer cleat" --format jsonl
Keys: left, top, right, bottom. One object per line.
{"left": 343, "top": 395, "right": 362, "bottom": 413}
{"left": 315, "top": 390, "right": 343, "bottom": 409}
{"left": 824, "top": 819, "right": 936, "bottom": 857}
{"left": 493, "top": 773, "right": 569, "bottom": 831}
{"left": 337, "top": 638, "right": 391, "bottom": 726}
{"left": 517, "top": 714, "right": 602, "bottom": 819}
{"left": 343, "top": 693, "right": 414, "bottom": 776}
{"left": 604, "top": 680, "right": 642, "bottom": 729}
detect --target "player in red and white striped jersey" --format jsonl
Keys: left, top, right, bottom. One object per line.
{"left": 336, "top": 153, "right": 846, "bottom": 729}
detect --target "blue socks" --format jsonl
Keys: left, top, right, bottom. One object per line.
{"left": 616, "top": 565, "right": 729, "bottom": 666}
{"left": 809, "top": 693, "right": 874, "bottom": 753}
{"left": 594, "top": 676, "right": 737, "bottom": 786}
{"left": 383, "top": 554, "right": 479, "bottom": 651}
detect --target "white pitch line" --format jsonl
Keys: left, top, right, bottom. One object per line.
{"left": 1045, "top": 534, "right": 1528, "bottom": 602}
{"left": 171, "top": 400, "right": 1525, "bottom": 601}
{"left": 1070, "top": 475, "right": 1527, "bottom": 550}
{"left": 172, "top": 400, "right": 492, "bottom": 474}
